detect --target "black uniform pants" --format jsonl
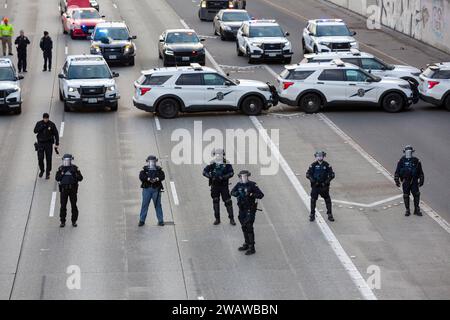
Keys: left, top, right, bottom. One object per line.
{"left": 310, "top": 186, "right": 332, "bottom": 215}
{"left": 402, "top": 179, "right": 420, "bottom": 210}
{"left": 17, "top": 51, "right": 27, "bottom": 72}
{"left": 211, "top": 185, "right": 234, "bottom": 219}
{"left": 239, "top": 210, "right": 255, "bottom": 245}
{"left": 60, "top": 187, "right": 79, "bottom": 223}
{"left": 37, "top": 142, "right": 53, "bottom": 174}
{"left": 43, "top": 51, "right": 52, "bottom": 70}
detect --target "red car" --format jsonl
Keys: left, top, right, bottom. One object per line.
{"left": 62, "top": 7, "right": 105, "bottom": 39}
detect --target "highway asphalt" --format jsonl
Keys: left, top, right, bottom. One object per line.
{"left": 0, "top": 0, "right": 449, "bottom": 300}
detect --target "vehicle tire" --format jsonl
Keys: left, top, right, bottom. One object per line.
{"left": 444, "top": 95, "right": 450, "bottom": 111}
{"left": 128, "top": 56, "right": 135, "bottom": 66}
{"left": 300, "top": 93, "right": 322, "bottom": 113}
{"left": 302, "top": 39, "right": 307, "bottom": 54}
{"left": 382, "top": 92, "right": 404, "bottom": 113}
{"left": 59, "top": 90, "right": 64, "bottom": 102}
{"left": 313, "top": 45, "right": 318, "bottom": 54}
{"left": 246, "top": 47, "right": 255, "bottom": 64}
{"left": 110, "top": 102, "right": 118, "bottom": 112}
{"left": 163, "top": 58, "right": 169, "bottom": 67}
{"left": 157, "top": 98, "right": 179, "bottom": 119}
{"left": 64, "top": 102, "right": 71, "bottom": 112}
{"left": 220, "top": 29, "right": 226, "bottom": 41}
{"left": 241, "top": 96, "right": 263, "bottom": 115}
{"left": 158, "top": 50, "right": 162, "bottom": 59}
{"left": 236, "top": 42, "right": 243, "bottom": 56}
{"left": 284, "top": 57, "right": 292, "bottom": 64}
{"left": 200, "top": 60, "right": 206, "bottom": 66}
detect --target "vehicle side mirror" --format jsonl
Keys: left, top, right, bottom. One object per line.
{"left": 113, "top": 72, "right": 119, "bottom": 78}
{"left": 132, "top": 35, "right": 137, "bottom": 40}
{"left": 368, "top": 69, "right": 372, "bottom": 74}
{"left": 351, "top": 31, "right": 357, "bottom": 36}
{"left": 101, "top": 15, "right": 106, "bottom": 18}
{"left": 58, "top": 73, "right": 65, "bottom": 79}
{"left": 66, "top": 15, "right": 71, "bottom": 19}
{"left": 225, "top": 80, "right": 232, "bottom": 86}
{"left": 159, "top": 38, "right": 164, "bottom": 42}
{"left": 285, "top": 32, "right": 290, "bottom": 36}
{"left": 309, "top": 32, "right": 314, "bottom": 36}
{"left": 17, "top": 75, "right": 24, "bottom": 80}
{"left": 420, "top": 68, "right": 424, "bottom": 72}
{"left": 366, "top": 77, "right": 373, "bottom": 82}
{"left": 200, "top": 38, "right": 206, "bottom": 42}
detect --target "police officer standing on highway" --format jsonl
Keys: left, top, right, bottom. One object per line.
{"left": 231, "top": 170, "right": 264, "bottom": 255}
{"left": 39, "top": 31, "right": 53, "bottom": 72}
{"left": 55, "top": 154, "right": 83, "bottom": 228}
{"left": 203, "top": 148, "right": 236, "bottom": 226}
{"left": 306, "top": 151, "right": 335, "bottom": 222}
{"left": 14, "top": 30, "right": 30, "bottom": 73}
{"left": 33, "top": 113, "right": 59, "bottom": 179}
{"left": 395, "top": 145, "right": 425, "bottom": 216}
{"left": 138, "top": 155, "right": 166, "bottom": 227}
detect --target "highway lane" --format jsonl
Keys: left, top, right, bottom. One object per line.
{"left": 166, "top": 0, "right": 450, "bottom": 218}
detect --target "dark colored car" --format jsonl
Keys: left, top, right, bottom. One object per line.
{"left": 232, "top": 0, "right": 247, "bottom": 9}
{"left": 90, "top": 22, "right": 137, "bottom": 66}
{"left": 213, "top": 9, "right": 251, "bottom": 40}
{"left": 199, "top": 0, "right": 233, "bottom": 21}
{"left": 158, "top": 29, "right": 206, "bottom": 67}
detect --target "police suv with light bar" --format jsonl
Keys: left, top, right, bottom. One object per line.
{"left": 0, "top": 58, "right": 23, "bottom": 115}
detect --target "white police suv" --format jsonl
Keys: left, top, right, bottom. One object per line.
{"left": 302, "top": 19, "right": 358, "bottom": 54}
{"left": 419, "top": 62, "right": 450, "bottom": 110}
{"left": 0, "top": 58, "right": 23, "bottom": 115}
{"left": 277, "top": 59, "right": 416, "bottom": 113}
{"left": 58, "top": 55, "right": 120, "bottom": 112}
{"left": 236, "top": 19, "right": 292, "bottom": 64}
{"left": 133, "top": 63, "right": 278, "bottom": 118}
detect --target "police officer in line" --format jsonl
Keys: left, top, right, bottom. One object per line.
{"left": 55, "top": 154, "right": 83, "bottom": 228}
{"left": 33, "top": 113, "right": 59, "bottom": 179}
{"left": 306, "top": 151, "right": 335, "bottom": 222}
{"left": 39, "top": 31, "right": 53, "bottom": 72}
{"left": 395, "top": 145, "right": 425, "bottom": 216}
{"left": 231, "top": 170, "right": 264, "bottom": 255}
{"left": 14, "top": 30, "right": 30, "bottom": 73}
{"left": 138, "top": 155, "right": 166, "bottom": 227}
{"left": 203, "top": 148, "right": 236, "bottom": 226}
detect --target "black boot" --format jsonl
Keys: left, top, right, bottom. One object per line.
{"left": 245, "top": 233, "right": 255, "bottom": 255}
{"left": 225, "top": 200, "right": 235, "bottom": 225}
{"left": 325, "top": 197, "right": 335, "bottom": 221}
{"left": 404, "top": 195, "right": 411, "bottom": 216}
{"left": 60, "top": 222, "right": 65, "bottom": 228}
{"left": 239, "top": 231, "right": 250, "bottom": 251}
{"left": 413, "top": 193, "right": 422, "bottom": 216}
{"left": 310, "top": 198, "right": 316, "bottom": 221}
{"left": 213, "top": 200, "right": 220, "bottom": 225}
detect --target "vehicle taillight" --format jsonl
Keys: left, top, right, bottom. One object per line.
{"left": 140, "top": 87, "right": 151, "bottom": 95}
{"left": 428, "top": 81, "right": 440, "bottom": 89}
{"left": 283, "top": 82, "right": 295, "bottom": 90}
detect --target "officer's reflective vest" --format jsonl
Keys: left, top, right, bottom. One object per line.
{"left": 0, "top": 24, "right": 13, "bottom": 37}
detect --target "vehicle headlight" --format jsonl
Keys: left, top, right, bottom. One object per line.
{"left": 201, "top": 1, "right": 206, "bottom": 8}
{"left": 350, "top": 41, "right": 358, "bottom": 46}
{"left": 283, "top": 41, "right": 291, "bottom": 48}
{"left": 124, "top": 44, "right": 133, "bottom": 53}
{"left": 108, "top": 85, "right": 116, "bottom": 92}
{"left": 91, "top": 45, "right": 101, "bottom": 53}
{"left": 165, "top": 49, "right": 174, "bottom": 56}
{"left": 5, "top": 88, "right": 18, "bottom": 95}
{"left": 251, "top": 42, "right": 263, "bottom": 48}
{"left": 320, "top": 42, "right": 331, "bottom": 46}
{"left": 68, "top": 87, "right": 77, "bottom": 92}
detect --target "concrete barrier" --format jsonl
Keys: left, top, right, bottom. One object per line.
{"left": 326, "top": 0, "right": 450, "bottom": 54}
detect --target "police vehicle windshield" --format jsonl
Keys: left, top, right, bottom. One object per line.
{"left": 67, "top": 65, "right": 112, "bottom": 80}
{"left": 316, "top": 24, "right": 351, "bottom": 37}
{"left": 222, "top": 11, "right": 250, "bottom": 22}
{"left": 93, "top": 27, "right": 129, "bottom": 41}
{"left": 73, "top": 10, "right": 101, "bottom": 19}
{"left": 249, "top": 26, "right": 284, "bottom": 38}
{"left": 166, "top": 32, "right": 200, "bottom": 44}
{"left": 0, "top": 67, "right": 16, "bottom": 81}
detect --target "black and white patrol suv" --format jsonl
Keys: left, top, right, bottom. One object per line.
{"left": 419, "top": 62, "right": 450, "bottom": 110}
{"left": 133, "top": 63, "right": 278, "bottom": 118}
{"left": 277, "top": 59, "right": 416, "bottom": 113}
{"left": 0, "top": 58, "right": 23, "bottom": 115}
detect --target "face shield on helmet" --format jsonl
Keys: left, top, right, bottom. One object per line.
{"left": 62, "top": 154, "right": 73, "bottom": 167}
{"left": 238, "top": 170, "right": 251, "bottom": 184}
{"left": 315, "top": 151, "right": 326, "bottom": 162}
{"left": 403, "top": 146, "right": 415, "bottom": 159}
{"left": 146, "top": 155, "right": 158, "bottom": 170}
{"left": 212, "top": 148, "right": 225, "bottom": 164}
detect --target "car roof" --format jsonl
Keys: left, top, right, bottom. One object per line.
{"left": 68, "top": 6, "right": 97, "bottom": 12}
{"left": 304, "top": 49, "right": 373, "bottom": 60}
{"left": 219, "top": 9, "right": 248, "bottom": 13}
{"left": 309, "top": 19, "right": 346, "bottom": 25}
{"left": 67, "top": 55, "right": 107, "bottom": 65}
{"left": 165, "top": 29, "right": 196, "bottom": 34}
{"left": 244, "top": 19, "right": 279, "bottom": 27}
{"left": 0, "top": 58, "right": 13, "bottom": 68}
{"left": 286, "top": 60, "right": 357, "bottom": 70}
{"left": 142, "top": 65, "right": 217, "bottom": 76}
{"left": 428, "top": 62, "right": 450, "bottom": 70}
{"left": 95, "top": 21, "right": 127, "bottom": 28}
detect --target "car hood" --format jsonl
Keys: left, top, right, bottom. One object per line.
{"left": 393, "top": 65, "right": 421, "bottom": 74}
{"left": 65, "top": 79, "right": 115, "bottom": 87}
{"left": 0, "top": 81, "right": 18, "bottom": 89}
{"left": 72, "top": 18, "right": 104, "bottom": 25}
{"left": 221, "top": 21, "right": 245, "bottom": 28}
{"left": 165, "top": 43, "right": 204, "bottom": 51}
{"left": 236, "top": 79, "right": 267, "bottom": 87}
{"left": 379, "top": 77, "right": 410, "bottom": 85}
{"left": 249, "top": 37, "right": 288, "bottom": 44}
{"left": 92, "top": 40, "right": 130, "bottom": 47}
{"left": 317, "top": 36, "right": 356, "bottom": 43}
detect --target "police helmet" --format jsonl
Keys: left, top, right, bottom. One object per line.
{"left": 403, "top": 145, "right": 415, "bottom": 153}
{"left": 62, "top": 154, "right": 74, "bottom": 160}
{"left": 212, "top": 148, "right": 225, "bottom": 157}
{"left": 146, "top": 155, "right": 158, "bottom": 162}
{"left": 238, "top": 170, "right": 251, "bottom": 177}
{"left": 314, "top": 151, "right": 327, "bottom": 158}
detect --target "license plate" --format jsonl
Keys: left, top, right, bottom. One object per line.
{"left": 182, "top": 56, "right": 190, "bottom": 61}
{"left": 268, "top": 53, "right": 277, "bottom": 57}
{"left": 88, "top": 98, "right": 98, "bottom": 103}
{"left": 109, "top": 55, "right": 117, "bottom": 59}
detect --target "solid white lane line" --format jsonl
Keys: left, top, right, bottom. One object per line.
{"left": 154, "top": 116, "right": 161, "bottom": 131}
{"left": 249, "top": 116, "right": 377, "bottom": 300}
{"left": 65, "top": 46, "right": 68, "bottom": 55}
{"left": 113, "top": 3, "right": 118, "bottom": 9}
{"left": 170, "top": 181, "right": 179, "bottom": 206}
{"left": 59, "top": 122, "right": 65, "bottom": 138}
{"left": 49, "top": 192, "right": 57, "bottom": 217}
